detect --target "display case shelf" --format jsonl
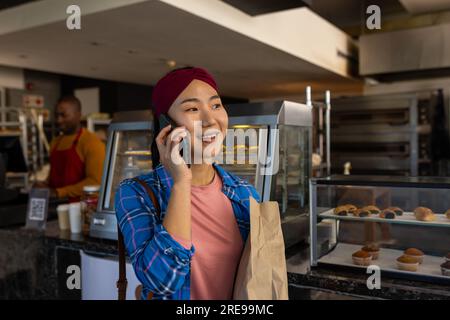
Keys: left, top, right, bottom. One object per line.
{"left": 319, "top": 209, "right": 450, "bottom": 229}
{"left": 318, "top": 243, "right": 450, "bottom": 282}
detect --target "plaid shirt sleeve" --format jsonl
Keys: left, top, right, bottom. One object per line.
{"left": 247, "top": 183, "right": 261, "bottom": 203}
{"left": 115, "top": 178, "right": 195, "bottom": 296}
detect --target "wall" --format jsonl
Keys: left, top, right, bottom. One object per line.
{"left": 0, "top": 65, "right": 24, "bottom": 90}
{"left": 60, "top": 74, "right": 147, "bottom": 114}
{"left": 3, "top": 68, "right": 248, "bottom": 122}
{"left": 61, "top": 74, "right": 248, "bottom": 115}
{"left": 5, "top": 69, "right": 60, "bottom": 137}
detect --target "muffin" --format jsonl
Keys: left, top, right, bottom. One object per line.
{"left": 414, "top": 207, "right": 436, "bottom": 222}
{"left": 362, "top": 244, "right": 380, "bottom": 260}
{"left": 441, "top": 261, "right": 450, "bottom": 277}
{"left": 353, "top": 208, "right": 371, "bottom": 218}
{"left": 352, "top": 250, "right": 373, "bottom": 266}
{"left": 404, "top": 248, "right": 425, "bottom": 264}
{"left": 396, "top": 255, "right": 419, "bottom": 272}
{"left": 380, "top": 209, "right": 396, "bottom": 219}
{"left": 445, "top": 253, "right": 450, "bottom": 262}
{"left": 361, "top": 205, "right": 380, "bottom": 215}
{"left": 386, "top": 206, "right": 403, "bottom": 216}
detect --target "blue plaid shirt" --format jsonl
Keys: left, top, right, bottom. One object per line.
{"left": 115, "top": 163, "right": 260, "bottom": 300}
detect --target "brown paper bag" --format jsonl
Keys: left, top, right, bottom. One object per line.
{"left": 233, "top": 197, "right": 289, "bottom": 300}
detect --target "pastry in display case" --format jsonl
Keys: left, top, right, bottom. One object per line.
{"left": 310, "top": 175, "right": 450, "bottom": 283}
{"left": 220, "top": 100, "right": 312, "bottom": 248}
{"left": 90, "top": 111, "right": 154, "bottom": 240}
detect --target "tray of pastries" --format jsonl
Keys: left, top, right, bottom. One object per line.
{"left": 319, "top": 205, "right": 450, "bottom": 228}
{"left": 319, "top": 243, "right": 450, "bottom": 279}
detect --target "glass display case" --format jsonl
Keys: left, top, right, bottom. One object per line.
{"left": 90, "top": 111, "right": 153, "bottom": 240}
{"left": 220, "top": 100, "right": 312, "bottom": 248}
{"left": 90, "top": 101, "right": 312, "bottom": 245}
{"left": 310, "top": 176, "right": 450, "bottom": 284}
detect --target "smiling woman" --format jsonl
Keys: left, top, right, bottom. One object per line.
{"left": 115, "top": 67, "right": 260, "bottom": 300}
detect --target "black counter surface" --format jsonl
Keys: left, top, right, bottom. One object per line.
{"left": 0, "top": 218, "right": 117, "bottom": 299}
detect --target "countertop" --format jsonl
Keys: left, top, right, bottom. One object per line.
{"left": 1, "top": 216, "right": 449, "bottom": 299}
{"left": 0, "top": 218, "right": 118, "bottom": 299}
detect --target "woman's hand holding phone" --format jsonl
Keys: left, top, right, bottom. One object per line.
{"left": 155, "top": 125, "right": 192, "bottom": 184}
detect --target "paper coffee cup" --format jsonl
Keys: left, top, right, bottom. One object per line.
{"left": 69, "top": 202, "right": 82, "bottom": 234}
{"left": 57, "top": 204, "right": 70, "bottom": 230}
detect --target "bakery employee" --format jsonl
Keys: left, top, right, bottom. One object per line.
{"left": 41, "top": 95, "right": 105, "bottom": 201}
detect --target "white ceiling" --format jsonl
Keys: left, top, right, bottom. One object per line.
{"left": 0, "top": 0, "right": 362, "bottom": 99}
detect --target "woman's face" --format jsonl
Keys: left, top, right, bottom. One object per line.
{"left": 167, "top": 79, "right": 228, "bottom": 160}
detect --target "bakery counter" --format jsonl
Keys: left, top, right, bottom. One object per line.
{"left": 286, "top": 243, "right": 450, "bottom": 300}
{"left": 43, "top": 220, "right": 118, "bottom": 255}
{"left": 2, "top": 216, "right": 449, "bottom": 300}
{"left": 0, "top": 219, "right": 117, "bottom": 299}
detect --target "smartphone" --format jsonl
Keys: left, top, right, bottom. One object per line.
{"left": 158, "top": 114, "right": 177, "bottom": 131}
{"left": 158, "top": 114, "right": 189, "bottom": 165}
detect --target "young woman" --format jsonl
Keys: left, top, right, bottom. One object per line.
{"left": 115, "top": 67, "right": 260, "bottom": 300}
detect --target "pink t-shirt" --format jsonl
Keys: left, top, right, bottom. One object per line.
{"left": 172, "top": 173, "right": 243, "bottom": 300}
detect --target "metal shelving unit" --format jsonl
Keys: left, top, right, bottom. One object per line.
{"left": 307, "top": 86, "right": 332, "bottom": 178}
{"left": 0, "top": 106, "right": 49, "bottom": 189}
{"left": 330, "top": 90, "right": 439, "bottom": 176}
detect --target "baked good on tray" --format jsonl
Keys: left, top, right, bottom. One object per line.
{"left": 445, "top": 209, "right": 450, "bottom": 220}
{"left": 414, "top": 207, "right": 436, "bottom": 222}
{"left": 441, "top": 261, "right": 450, "bottom": 276}
{"left": 404, "top": 248, "right": 424, "bottom": 264}
{"left": 362, "top": 244, "right": 380, "bottom": 260}
{"left": 352, "top": 250, "right": 372, "bottom": 266}
{"left": 396, "top": 255, "right": 419, "bottom": 272}
{"left": 379, "top": 209, "right": 396, "bottom": 219}
{"left": 334, "top": 205, "right": 349, "bottom": 216}
{"left": 386, "top": 206, "right": 403, "bottom": 216}
{"left": 445, "top": 253, "right": 450, "bottom": 262}
{"left": 334, "top": 204, "right": 357, "bottom": 216}
{"left": 361, "top": 205, "right": 380, "bottom": 215}
{"left": 345, "top": 204, "right": 357, "bottom": 215}
{"left": 353, "top": 208, "right": 371, "bottom": 217}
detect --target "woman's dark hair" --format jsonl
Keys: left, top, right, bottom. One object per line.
{"left": 151, "top": 66, "right": 194, "bottom": 169}
{"left": 151, "top": 114, "right": 161, "bottom": 169}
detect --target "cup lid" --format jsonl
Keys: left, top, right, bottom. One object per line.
{"left": 57, "top": 204, "right": 69, "bottom": 211}
{"left": 69, "top": 202, "right": 81, "bottom": 208}
{"left": 83, "top": 185, "right": 100, "bottom": 192}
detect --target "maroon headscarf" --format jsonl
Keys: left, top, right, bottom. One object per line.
{"left": 151, "top": 67, "right": 219, "bottom": 118}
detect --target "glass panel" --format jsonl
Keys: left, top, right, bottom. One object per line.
{"left": 103, "top": 130, "right": 153, "bottom": 211}
{"left": 219, "top": 124, "right": 263, "bottom": 187}
{"left": 313, "top": 182, "right": 450, "bottom": 281}
{"left": 272, "top": 125, "right": 311, "bottom": 216}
